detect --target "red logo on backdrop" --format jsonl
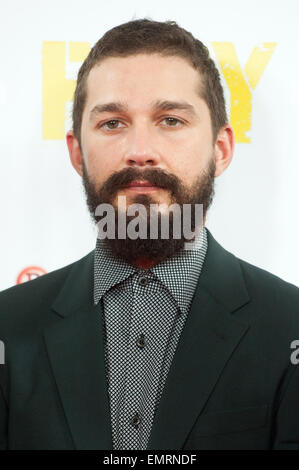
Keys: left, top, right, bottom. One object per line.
{"left": 16, "top": 266, "right": 47, "bottom": 284}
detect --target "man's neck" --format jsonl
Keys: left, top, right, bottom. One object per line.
{"left": 131, "top": 256, "right": 158, "bottom": 270}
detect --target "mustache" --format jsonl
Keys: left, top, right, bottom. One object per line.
{"left": 100, "top": 167, "right": 182, "bottom": 197}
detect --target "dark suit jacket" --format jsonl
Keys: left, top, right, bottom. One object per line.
{"left": 0, "top": 228, "right": 299, "bottom": 450}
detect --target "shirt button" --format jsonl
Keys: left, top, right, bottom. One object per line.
{"left": 138, "top": 276, "right": 148, "bottom": 286}
{"left": 130, "top": 412, "right": 141, "bottom": 429}
{"left": 136, "top": 334, "right": 146, "bottom": 349}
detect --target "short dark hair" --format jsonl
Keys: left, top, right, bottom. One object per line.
{"left": 72, "top": 18, "right": 228, "bottom": 148}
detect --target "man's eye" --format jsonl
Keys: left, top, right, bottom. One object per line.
{"left": 99, "top": 117, "right": 183, "bottom": 130}
{"left": 100, "top": 120, "right": 124, "bottom": 130}
{"left": 161, "top": 117, "right": 183, "bottom": 127}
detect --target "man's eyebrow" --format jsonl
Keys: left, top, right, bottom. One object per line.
{"left": 151, "top": 99, "right": 197, "bottom": 117}
{"left": 90, "top": 101, "right": 128, "bottom": 118}
{"left": 89, "top": 100, "right": 198, "bottom": 120}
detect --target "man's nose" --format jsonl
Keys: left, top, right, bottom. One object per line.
{"left": 123, "top": 123, "right": 162, "bottom": 167}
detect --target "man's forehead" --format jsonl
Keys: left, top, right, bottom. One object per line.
{"left": 84, "top": 54, "right": 204, "bottom": 116}
{"left": 88, "top": 52, "right": 196, "bottom": 72}
{"left": 86, "top": 53, "right": 202, "bottom": 92}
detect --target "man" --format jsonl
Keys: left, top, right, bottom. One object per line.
{"left": 0, "top": 18, "right": 298, "bottom": 450}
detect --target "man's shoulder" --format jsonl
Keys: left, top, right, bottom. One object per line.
{"left": 0, "top": 251, "right": 94, "bottom": 328}
{"left": 237, "top": 255, "right": 298, "bottom": 299}
{"left": 206, "top": 228, "right": 298, "bottom": 301}
{"left": 232, "top": 254, "right": 299, "bottom": 332}
{"left": 205, "top": 228, "right": 299, "bottom": 332}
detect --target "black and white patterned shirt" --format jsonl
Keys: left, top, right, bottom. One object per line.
{"left": 93, "top": 226, "right": 208, "bottom": 450}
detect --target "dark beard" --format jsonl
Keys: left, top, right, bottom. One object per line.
{"left": 82, "top": 160, "right": 215, "bottom": 266}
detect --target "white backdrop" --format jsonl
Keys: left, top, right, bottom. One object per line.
{"left": 0, "top": 0, "right": 298, "bottom": 290}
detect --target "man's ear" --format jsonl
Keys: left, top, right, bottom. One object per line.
{"left": 214, "top": 124, "right": 235, "bottom": 178}
{"left": 66, "top": 130, "right": 83, "bottom": 177}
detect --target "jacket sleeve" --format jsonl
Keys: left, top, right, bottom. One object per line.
{"left": 0, "top": 382, "right": 8, "bottom": 450}
{"left": 272, "top": 363, "right": 299, "bottom": 449}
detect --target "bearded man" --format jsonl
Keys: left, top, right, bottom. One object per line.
{"left": 0, "top": 18, "right": 298, "bottom": 451}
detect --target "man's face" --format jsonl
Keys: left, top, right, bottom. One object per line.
{"left": 67, "top": 53, "right": 233, "bottom": 266}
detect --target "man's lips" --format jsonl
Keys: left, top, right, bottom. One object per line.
{"left": 126, "top": 180, "right": 158, "bottom": 187}
{"left": 123, "top": 180, "right": 163, "bottom": 192}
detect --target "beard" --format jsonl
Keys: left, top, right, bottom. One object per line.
{"left": 82, "top": 158, "right": 215, "bottom": 266}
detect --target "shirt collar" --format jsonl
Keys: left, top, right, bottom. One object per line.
{"left": 93, "top": 226, "right": 208, "bottom": 316}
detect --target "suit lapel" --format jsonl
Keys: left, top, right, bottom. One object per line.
{"left": 43, "top": 228, "right": 251, "bottom": 450}
{"left": 43, "top": 251, "right": 113, "bottom": 450}
{"left": 146, "top": 229, "right": 251, "bottom": 449}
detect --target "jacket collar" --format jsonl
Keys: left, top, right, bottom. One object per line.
{"left": 45, "top": 228, "right": 251, "bottom": 449}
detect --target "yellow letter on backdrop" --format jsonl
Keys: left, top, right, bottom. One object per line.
{"left": 211, "top": 42, "right": 276, "bottom": 143}
{"left": 43, "top": 41, "right": 276, "bottom": 142}
{"left": 42, "top": 42, "right": 90, "bottom": 140}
